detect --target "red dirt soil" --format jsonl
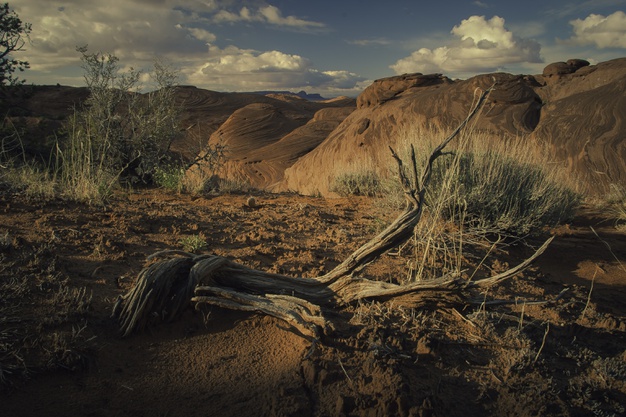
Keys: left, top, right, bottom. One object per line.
{"left": 1, "top": 188, "right": 625, "bottom": 416}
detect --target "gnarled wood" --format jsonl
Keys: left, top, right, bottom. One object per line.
{"left": 112, "top": 84, "right": 553, "bottom": 339}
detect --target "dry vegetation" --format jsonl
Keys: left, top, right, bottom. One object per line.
{"left": 1, "top": 64, "right": 625, "bottom": 416}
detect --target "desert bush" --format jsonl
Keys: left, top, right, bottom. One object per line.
{"left": 390, "top": 123, "right": 580, "bottom": 281}
{"left": 154, "top": 164, "right": 186, "bottom": 192}
{"left": 0, "top": 160, "right": 57, "bottom": 198}
{"left": 331, "top": 158, "right": 385, "bottom": 197}
{"left": 214, "top": 177, "right": 257, "bottom": 194}
{"left": 397, "top": 124, "right": 580, "bottom": 236}
{"left": 604, "top": 184, "right": 626, "bottom": 230}
{"left": 56, "top": 47, "right": 181, "bottom": 203}
{"left": 0, "top": 123, "right": 57, "bottom": 197}
{"left": 176, "top": 141, "right": 227, "bottom": 194}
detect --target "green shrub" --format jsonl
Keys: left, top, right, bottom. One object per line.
{"left": 154, "top": 165, "right": 186, "bottom": 192}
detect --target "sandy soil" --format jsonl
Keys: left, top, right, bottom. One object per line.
{"left": 1, "top": 187, "right": 625, "bottom": 416}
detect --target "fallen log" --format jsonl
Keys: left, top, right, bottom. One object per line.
{"left": 112, "top": 83, "right": 554, "bottom": 339}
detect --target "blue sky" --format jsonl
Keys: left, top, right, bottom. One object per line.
{"left": 12, "top": 0, "right": 626, "bottom": 96}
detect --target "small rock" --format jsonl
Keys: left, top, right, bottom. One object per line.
{"left": 246, "top": 196, "right": 258, "bottom": 208}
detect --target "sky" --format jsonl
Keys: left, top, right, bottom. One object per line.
{"left": 10, "top": 0, "right": 626, "bottom": 97}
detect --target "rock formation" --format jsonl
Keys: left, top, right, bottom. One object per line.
{"left": 283, "top": 58, "right": 626, "bottom": 196}
{"left": 4, "top": 57, "right": 625, "bottom": 197}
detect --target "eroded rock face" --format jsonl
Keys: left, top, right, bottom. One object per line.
{"left": 542, "top": 59, "right": 590, "bottom": 80}
{"left": 6, "top": 57, "right": 625, "bottom": 197}
{"left": 356, "top": 73, "right": 450, "bottom": 108}
{"left": 193, "top": 98, "right": 356, "bottom": 189}
{"left": 283, "top": 58, "right": 626, "bottom": 197}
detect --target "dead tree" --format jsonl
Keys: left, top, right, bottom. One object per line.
{"left": 112, "top": 84, "right": 554, "bottom": 339}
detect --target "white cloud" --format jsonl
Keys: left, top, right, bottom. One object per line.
{"left": 185, "top": 44, "right": 364, "bottom": 94}
{"left": 390, "top": 15, "right": 542, "bottom": 77}
{"left": 213, "top": 5, "right": 325, "bottom": 31}
{"left": 186, "top": 27, "right": 217, "bottom": 43}
{"left": 348, "top": 38, "right": 392, "bottom": 46}
{"left": 12, "top": 1, "right": 356, "bottom": 95}
{"left": 565, "top": 11, "right": 626, "bottom": 48}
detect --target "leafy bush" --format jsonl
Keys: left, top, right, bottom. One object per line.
{"left": 154, "top": 165, "right": 186, "bottom": 192}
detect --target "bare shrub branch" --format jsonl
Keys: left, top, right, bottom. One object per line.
{"left": 112, "top": 83, "right": 554, "bottom": 339}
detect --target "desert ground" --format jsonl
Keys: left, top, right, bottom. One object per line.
{"left": 1, "top": 185, "right": 625, "bottom": 417}
{"left": 2, "top": 57, "right": 626, "bottom": 416}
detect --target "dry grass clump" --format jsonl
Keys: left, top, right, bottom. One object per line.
{"left": 331, "top": 159, "right": 383, "bottom": 197}
{"left": 398, "top": 124, "right": 580, "bottom": 236}
{"left": 604, "top": 184, "right": 626, "bottom": 230}
{"left": 215, "top": 177, "right": 257, "bottom": 194}
{"left": 385, "top": 123, "right": 581, "bottom": 282}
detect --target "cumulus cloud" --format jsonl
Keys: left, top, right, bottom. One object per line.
{"left": 390, "top": 15, "right": 542, "bottom": 77}
{"left": 12, "top": 1, "right": 359, "bottom": 94}
{"left": 185, "top": 44, "right": 364, "bottom": 93}
{"left": 565, "top": 11, "right": 626, "bottom": 48}
{"left": 213, "top": 5, "right": 325, "bottom": 31}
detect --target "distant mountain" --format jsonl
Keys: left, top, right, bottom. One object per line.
{"left": 251, "top": 90, "right": 327, "bottom": 101}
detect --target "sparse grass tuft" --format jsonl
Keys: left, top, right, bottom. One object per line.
{"left": 331, "top": 170, "right": 382, "bottom": 197}
{"left": 604, "top": 184, "right": 626, "bottom": 230}
{"left": 215, "top": 177, "right": 257, "bottom": 195}
{"left": 179, "top": 233, "right": 207, "bottom": 253}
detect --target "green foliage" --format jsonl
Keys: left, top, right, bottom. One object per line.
{"left": 154, "top": 164, "right": 186, "bottom": 192}
{"left": 0, "top": 3, "right": 31, "bottom": 86}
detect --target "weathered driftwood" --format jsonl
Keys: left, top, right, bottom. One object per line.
{"left": 112, "top": 84, "right": 554, "bottom": 339}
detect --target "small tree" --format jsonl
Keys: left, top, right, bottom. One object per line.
{"left": 0, "top": 3, "right": 31, "bottom": 86}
